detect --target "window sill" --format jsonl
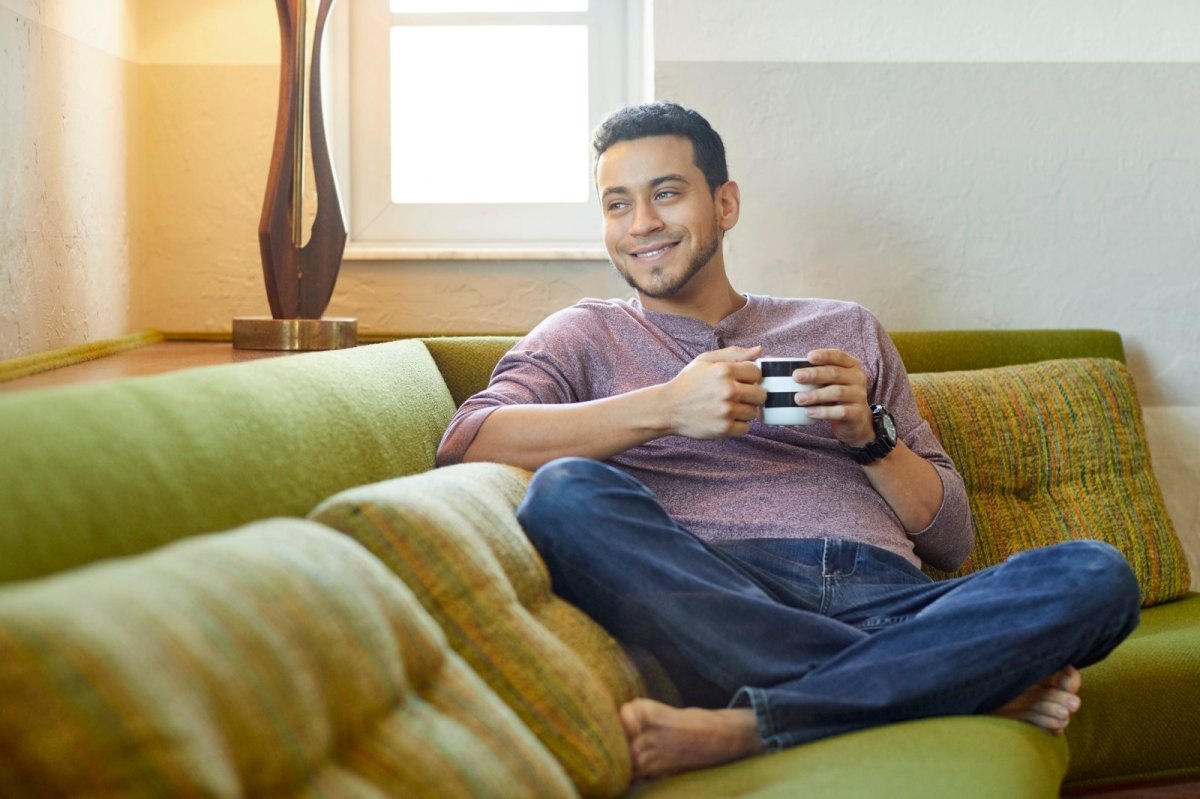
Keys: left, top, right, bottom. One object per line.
{"left": 343, "top": 243, "right": 609, "bottom": 262}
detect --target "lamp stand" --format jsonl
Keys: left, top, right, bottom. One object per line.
{"left": 234, "top": 0, "right": 354, "bottom": 351}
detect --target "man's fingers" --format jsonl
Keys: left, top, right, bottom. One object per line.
{"left": 699, "top": 344, "right": 764, "bottom": 363}
{"left": 731, "top": 381, "right": 767, "bottom": 404}
{"left": 805, "top": 348, "right": 858, "bottom": 368}
{"left": 731, "top": 361, "right": 767, "bottom": 385}
{"left": 692, "top": 348, "right": 767, "bottom": 385}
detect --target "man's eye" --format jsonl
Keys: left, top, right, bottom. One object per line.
{"left": 607, "top": 202, "right": 629, "bottom": 212}
{"left": 655, "top": 190, "right": 677, "bottom": 200}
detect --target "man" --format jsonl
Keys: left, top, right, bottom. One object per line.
{"left": 437, "top": 102, "right": 1140, "bottom": 780}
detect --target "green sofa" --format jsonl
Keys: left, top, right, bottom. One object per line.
{"left": 0, "top": 330, "right": 1196, "bottom": 798}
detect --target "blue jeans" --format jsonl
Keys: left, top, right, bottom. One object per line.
{"left": 516, "top": 458, "right": 1141, "bottom": 751}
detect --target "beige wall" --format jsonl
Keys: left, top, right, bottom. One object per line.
{"left": 135, "top": 0, "right": 276, "bottom": 332}
{"left": 0, "top": 0, "right": 137, "bottom": 359}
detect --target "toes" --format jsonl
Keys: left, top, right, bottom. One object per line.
{"left": 1038, "top": 688, "right": 1082, "bottom": 713}
{"left": 619, "top": 701, "right": 642, "bottom": 739}
{"left": 1000, "top": 704, "right": 1070, "bottom": 734}
{"left": 1030, "top": 698, "right": 1073, "bottom": 722}
{"left": 992, "top": 675, "right": 1084, "bottom": 736}
{"left": 1060, "top": 665, "right": 1082, "bottom": 693}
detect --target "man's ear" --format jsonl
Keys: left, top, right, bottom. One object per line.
{"left": 716, "top": 180, "right": 741, "bottom": 231}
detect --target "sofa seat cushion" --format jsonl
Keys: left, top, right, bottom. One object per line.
{"left": 910, "top": 357, "right": 1190, "bottom": 606}
{"left": 0, "top": 339, "right": 456, "bottom": 585}
{"left": 312, "top": 462, "right": 645, "bottom": 798}
{"left": 1064, "top": 592, "right": 1200, "bottom": 787}
{"left": 626, "top": 716, "right": 1067, "bottom": 799}
{"left": 0, "top": 518, "right": 574, "bottom": 798}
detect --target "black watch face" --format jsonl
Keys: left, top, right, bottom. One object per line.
{"left": 880, "top": 409, "right": 897, "bottom": 443}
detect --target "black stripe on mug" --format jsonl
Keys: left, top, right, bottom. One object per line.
{"left": 759, "top": 359, "right": 810, "bottom": 378}
{"left": 765, "top": 392, "right": 802, "bottom": 408}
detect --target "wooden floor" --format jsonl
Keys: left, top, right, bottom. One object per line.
{"left": 0, "top": 342, "right": 295, "bottom": 394}
{"left": 1064, "top": 778, "right": 1200, "bottom": 798}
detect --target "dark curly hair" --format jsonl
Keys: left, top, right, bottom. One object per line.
{"left": 592, "top": 102, "right": 729, "bottom": 193}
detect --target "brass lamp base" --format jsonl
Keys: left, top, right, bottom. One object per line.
{"left": 232, "top": 316, "right": 358, "bottom": 351}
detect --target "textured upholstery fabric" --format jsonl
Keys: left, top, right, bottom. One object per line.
{"left": 0, "top": 339, "right": 455, "bottom": 584}
{"left": 630, "top": 716, "right": 1068, "bottom": 799}
{"left": 910, "top": 358, "right": 1190, "bottom": 605}
{"left": 1065, "top": 592, "right": 1200, "bottom": 786}
{"left": 311, "top": 462, "right": 641, "bottom": 799}
{"left": 0, "top": 519, "right": 575, "bottom": 798}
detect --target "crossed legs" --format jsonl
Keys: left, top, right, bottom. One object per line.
{"left": 518, "top": 458, "right": 1140, "bottom": 779}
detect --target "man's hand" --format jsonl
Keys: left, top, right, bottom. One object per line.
{"left": 793, "top": 349, "right": 874, "bottom": 446}
{"left": 658, "top": 345, "right": 766, "bottom": 439}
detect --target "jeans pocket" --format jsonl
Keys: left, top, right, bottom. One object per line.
{"left": 850, "top": 543, "right": 933, "bottom": 586}
{"left": 713, "top": 539, "right": 826, "bottom": 611}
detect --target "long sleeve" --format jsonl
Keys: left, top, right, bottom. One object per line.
{"left": 867, "top": 316, "right": 975, "bottom": 570}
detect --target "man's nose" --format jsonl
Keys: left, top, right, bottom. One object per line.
{"left": 630, "top": 202, "right": 665, "bottom": 236}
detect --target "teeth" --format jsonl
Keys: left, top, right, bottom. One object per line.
{"left": 636, "top": 244, "right": 673, "bottom": 258}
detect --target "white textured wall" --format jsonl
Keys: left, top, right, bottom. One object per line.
{"left": 1, "top": 0, "right": 135, "bottom": 59}
{"left": 655, "top": 0, "right": 1200, "bottom": 586}
{"left": 654, "top": 0, "right": 1200, "bottom": 63}
{"left": 0, "top": 0, "right": 137, "bottom": 359}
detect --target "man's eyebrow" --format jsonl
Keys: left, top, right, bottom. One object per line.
{"left": 600, "top": 173, "right": 690, "bottom": 200}
{"left": 649, "top": 173, "right": 688, "bottom": 187}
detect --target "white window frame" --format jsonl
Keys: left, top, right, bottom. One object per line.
{"left": 329, "top": 0, "right": 649, "bottom": 261}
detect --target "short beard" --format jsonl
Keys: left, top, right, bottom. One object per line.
{"left": 614, "top": 229, "right": 721, "bottom": 300}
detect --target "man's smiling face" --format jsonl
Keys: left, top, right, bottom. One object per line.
{"left": 596, "top": 135, "right": 727, "bottom": 301}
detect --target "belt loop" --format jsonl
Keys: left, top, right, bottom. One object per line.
{"left": 822, "top": 539, "right": 860, "bottom": 577}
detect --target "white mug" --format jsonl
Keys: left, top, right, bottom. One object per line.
{"left": 756, "top": 357, "right": 817, "bottom": 425}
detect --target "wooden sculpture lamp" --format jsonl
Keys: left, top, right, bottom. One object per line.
{"left": 233, "top": 0, "right": 355, "bottom": 351}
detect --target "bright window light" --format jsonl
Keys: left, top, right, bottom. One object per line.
{"left": 390, "top": 25, "right": 589, "bottom": 204}
{"left": 391, "top": 1, "right": 587, "bottom": 12}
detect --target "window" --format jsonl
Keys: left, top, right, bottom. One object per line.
{"left": 332, "top": 0, "right": 648, "bottom": 257}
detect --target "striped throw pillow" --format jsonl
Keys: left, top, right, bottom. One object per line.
{"left": 911, "top": 358, "right": 1190, "bottom": 606}
{"left": 312, "top": 462, "right": 644, "bottom": 799}
{"left": 0, "top": 519, "right": 574, "bottom": 798}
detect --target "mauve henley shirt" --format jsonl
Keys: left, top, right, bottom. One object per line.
{"left": 437, "top": 294, "right": 974, "bottom": 571}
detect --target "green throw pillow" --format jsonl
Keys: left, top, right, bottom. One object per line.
{"left": 311, "top": 462, "right": 644, "bottom": 799}
{"left": 910, "top": 358, "right": 1190, "bottom": 606}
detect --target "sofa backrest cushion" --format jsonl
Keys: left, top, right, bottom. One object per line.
{"left": 0, "top": 518, "right": 575, "bottom": 798}
{"left": 890, "top": 329, "right": 1126, "bottom": 373}
{"left": 0, "top": 339, "right": 455, "bottom": 585}
{"left": 910, "top": 358, "right": 1190, "bottom": 606}
{"left": 421, "top": 335, "right": 522, "bottom": 407}
{"left": 311, "top": 462, "right": 643, "bottom": 799}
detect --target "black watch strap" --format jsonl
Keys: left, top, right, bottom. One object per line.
{"left": 844, "top": 405, "right": 897, "bottom": 465}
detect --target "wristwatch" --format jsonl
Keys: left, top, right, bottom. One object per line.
{"left": 844, "top": 405, "right": 898, "bottom": 465}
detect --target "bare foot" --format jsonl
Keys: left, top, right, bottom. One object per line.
{"left": 992, "top": 666, "right": 1083, "bottom": 735}
{"left": 619, "top": 698, "right": 765, "bottom": 780}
